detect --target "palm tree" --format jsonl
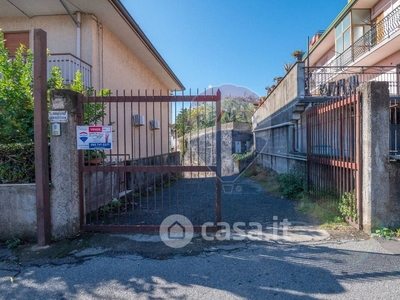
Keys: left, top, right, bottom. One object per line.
{"left": 284, "top": 62, "right": 293, "bottom": 72}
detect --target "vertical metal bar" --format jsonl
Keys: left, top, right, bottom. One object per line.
{"left": 130, "top": 90, "right": 135, "bottom": 224}
{"left": 34, "top": 29, "right": 51, "bottom": 246}
{"left": 216, "top": 89, "right": 222, "bottom": 224}
{"left": 152, "top": 91, "right": 157, "bottom": 222}
{"left": 160, "top": 91, "right": 164, "bottom": 220}
{"left": 137, "top": 90, "right": 143, "bottom": 225}
{"left": 145, "top": 90, "right": 149, "bottom": 225}
{"left": 77, "top": 94, "right": 85, "bottom": 228}
{"left": 355, "top": 93, "right": 362, "bottom": 229}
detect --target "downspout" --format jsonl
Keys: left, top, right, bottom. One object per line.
{"left": 76, "top": 11, "right": 81, "bottom": 59}
{"left": 59, "top": 0, "right": 81, "bottom": 58}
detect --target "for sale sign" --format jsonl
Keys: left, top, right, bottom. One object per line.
{"left": 76, "top": 126, "right": 112, "bottom": 150}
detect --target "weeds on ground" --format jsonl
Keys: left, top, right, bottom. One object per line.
{"left": 277, "top": 171, "right": 306, "bottom": 199}
{"left": 5, "top": 236, "right": 22, "bottom": 249}
{"left": 247, "top": 164, "right": 344, "bottom": 226}
{"left": 372, "top": 227, "right": 400, "bottom": 239}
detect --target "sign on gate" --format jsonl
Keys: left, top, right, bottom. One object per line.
{"left": 49, "top": 110, "right": 68, "bottom": 123}
{"left": 76, "top": 126, "right": 113, "bottom": 150}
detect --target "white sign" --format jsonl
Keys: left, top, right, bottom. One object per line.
{"left": 76, "top": 126, "right": 113, "bottom": 150}
{"left": 49, "top": 111, "right": 68, "bottom": 123}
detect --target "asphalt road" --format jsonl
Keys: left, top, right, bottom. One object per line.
{"left": 1, "top": 236, "right": 400, "bottom": 299}
{"left": 1, "top": 175, "right": 400, "bottom": 299}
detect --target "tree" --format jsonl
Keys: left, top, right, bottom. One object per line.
{"left": 173, "top": 97, "right": 256, "bottom": 137}
{"left": 0, "top": 30, "right": 34, "bottom": 143}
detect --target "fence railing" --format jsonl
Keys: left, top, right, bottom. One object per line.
{"left": 47, "top": 53, "right": 92, "bottom": 88}
{"left": 306, "top": 65, "right": 400, "bottom": 96}
{"left": 306, "top": 92, "right": 361, "bottom": 228}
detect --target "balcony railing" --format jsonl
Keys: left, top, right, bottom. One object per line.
{"left": 331, "top": 5, "right": 400, "bottom": 68}
{"left": 47, "top": 53, "right": 92, "bottom": 88}
{"left": 306, "top": 65, "right": 400, "bottom": 96}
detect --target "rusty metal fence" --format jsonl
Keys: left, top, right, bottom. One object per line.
{"left": 306, "top": 65, "right": 399, "bottom": 97}
{"left": 306, "top": 92, "right": 361, "bottom": 228}
{"left": 77, "top": 90, "right": 222, "bottom": 232}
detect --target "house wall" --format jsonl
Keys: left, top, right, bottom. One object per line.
{"left": 99, "top": 23, "right": 168, "bottom": 91}
{"left": 0, "top": 15, "right": 77, "bottom": 55}
{"left": 372, "top": 0, "right": 399, "bottom": 18}
{"left": 0, "top": 15, "right": 174, "bottom": 158}
{"left": 0, "top": 14, "right": 171, "bottom": 91}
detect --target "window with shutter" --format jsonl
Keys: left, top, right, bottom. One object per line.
{"left": 4, "top": 32, "right": 29, "bottom": 56}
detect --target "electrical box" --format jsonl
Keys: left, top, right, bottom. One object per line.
{"left": 51, "top": 123, "right": 61, "bottom": 136}
{"left": 132, "top": 114, "right": 145, "bottom": 126}
{"left": 150, "top": 120, "right": 160, "bottom": 130}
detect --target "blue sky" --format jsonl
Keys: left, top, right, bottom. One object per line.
{"left": 122, "top": 1, "right": 347, "bottom": 97}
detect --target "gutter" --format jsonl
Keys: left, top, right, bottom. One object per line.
{"left": 258, "top": 152, "right": 307, "bottom": 162}
{"left": 109, "top": 0, "right": 185, "bottom": 91}
{"left": 253, "top": 122, "right": 293, "bottom": 132}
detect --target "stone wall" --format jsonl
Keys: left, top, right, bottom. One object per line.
{"left": 181, "top": 122, "right": 253, "bottom": 177}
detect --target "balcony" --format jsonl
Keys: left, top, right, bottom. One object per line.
{"left": 333, "top": 5, "right": 399, "bottom": 69}
{"left": 47, "top": 53, "right": 92, "bottom": 88}
{"left": 307, "top": 4, "right": 400, "bottom": 97}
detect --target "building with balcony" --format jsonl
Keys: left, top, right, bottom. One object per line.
{"left": 253, "top": 0, "right": 400, "bottom": 173}
{"left": 0, "top": 0, "right": 185, "bottom": 159}
{"left": 253, "top": 0, "right": 400, "bottom": 231}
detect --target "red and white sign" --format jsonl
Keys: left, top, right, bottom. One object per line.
{"left": 76, "top": 126, "right": 113, "bottom": 150}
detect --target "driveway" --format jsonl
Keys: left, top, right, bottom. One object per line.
{"left": 1, "top": 175, "right": 400, "bottom": 299}
{"left": 1, "top": 233, "right": 400, "bottom": 299}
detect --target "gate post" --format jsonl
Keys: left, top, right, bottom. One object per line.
{"left": 34, "top": 29, "right": 50, "bottom": 246}
{"left": 50, "top": 89, "right": 80, "bottom": 237}
{"left": 358, "top": 81, "right": 390, "bottom": 233}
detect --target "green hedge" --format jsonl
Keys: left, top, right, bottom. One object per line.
{"left": 0, "top": 143, "right": 35, "bottom": 183}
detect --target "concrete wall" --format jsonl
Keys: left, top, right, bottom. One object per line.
{"left": 50, "top": 90, "right": 80, "bottom": 237}
{"left": 387, "top": 162, "right": 400, "bottom": 227}
{"left": 359, "top": 81, "right": 400, "bottom": 232}
{"left": 182, "top": 122, "right": 253, "bottom": 177}
{"left": 253, "top": 62, "right": 304, "bottom": 129}
{"left": 252, "top": 62, "right": 307, "bottom": 175}
{"left": 257, "top": 153, "right": 306, "bottom": 175}
{"left": 0, "top": 184, "right": 37, "bottom": 241}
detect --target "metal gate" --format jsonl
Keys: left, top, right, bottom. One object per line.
{"left": 306, "top": 92, "right": 362, "bottom": 229}
{"left": 77, "top": 90, "right": 222, "bottom": 232}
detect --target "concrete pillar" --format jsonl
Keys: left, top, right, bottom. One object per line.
{"left": 359, "top": 81, "right": 389, "bottom": 232}
{"left": 296, "top": 61, "right": 306, "bottom": 98}
{"left": 50, "top": 89, "right": 80, "bottom": 237}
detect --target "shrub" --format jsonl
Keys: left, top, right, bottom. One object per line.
{"left": 0, "top": 30, "right": 34, "bottom": 143}
{"left": 0, "top": 143, "right": 35, "bottom": 183}
{"left": 278, "top": 171, "right": 305, "bottom": 199}
{"left": 338, "top": 190, "right": 358, "bottom": 221}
